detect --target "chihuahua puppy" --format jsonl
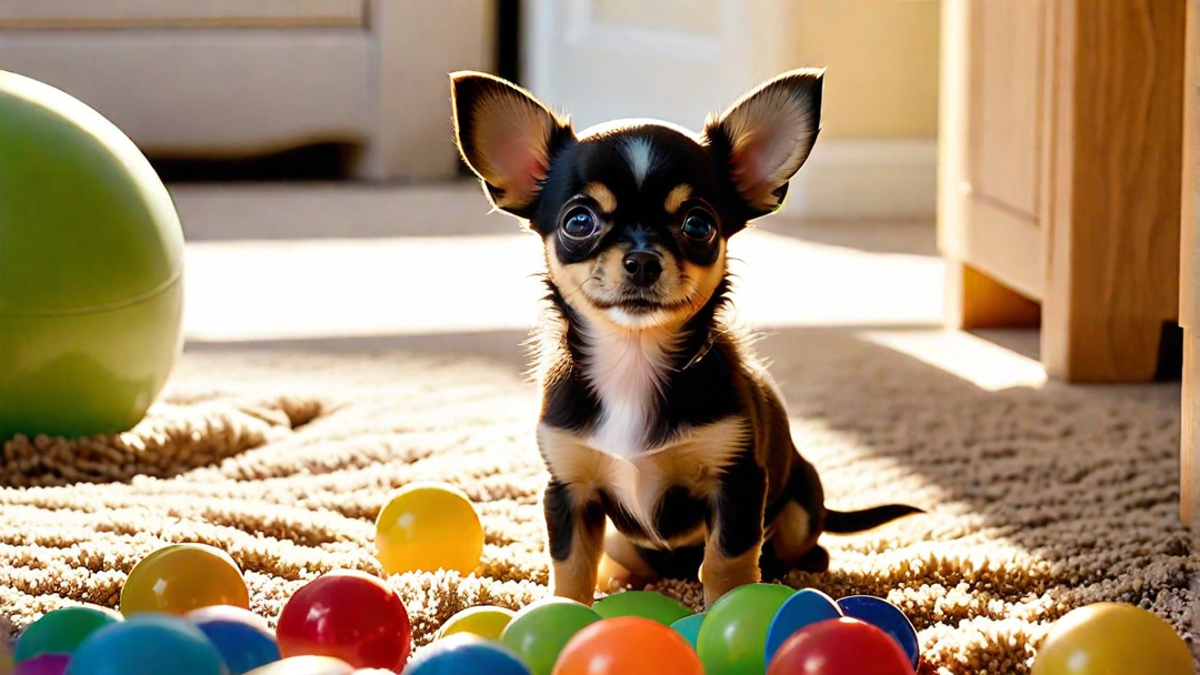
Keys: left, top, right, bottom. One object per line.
{"left": 450, "top": 69, "right": 921, "bottom": 608}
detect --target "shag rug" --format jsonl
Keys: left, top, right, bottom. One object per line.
{"left": 0, "top": 328, "right": 1196, "bottom": 674}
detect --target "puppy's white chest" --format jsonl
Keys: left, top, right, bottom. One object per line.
{"left": 587, "top": 371, "right": 656, "bottom": 459}
{"left": 581, "top": 327, "right": 671, "bottom": 459}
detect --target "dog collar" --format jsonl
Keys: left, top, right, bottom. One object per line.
{"left": 680, "top": 329, "right": 718, "bottom": 371}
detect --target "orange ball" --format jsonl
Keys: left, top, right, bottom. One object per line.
{"left": 552, "top": 616, "right": 704, "bottom": 675}
{"left": 120, "top": 543, "right": 250, "bottom": 616}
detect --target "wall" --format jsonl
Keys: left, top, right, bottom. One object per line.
{"left": 522, "top": 0, "right": 942, "bottom": 219}
{"left": 592, "top": 0, "right": 720, "bottom": 35}
{"left": 762, "top": 0, "right": 941, "bottom": 220}
{"left": 780, "top": 0, "right": 940, "bottom": 139}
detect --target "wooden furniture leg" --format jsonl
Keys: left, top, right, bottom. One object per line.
{"left": 1041, "top": 0, "right": 1186, "bottom": 383}
{"left": 945, "top": 261, "right": 1041, "bottom": 331}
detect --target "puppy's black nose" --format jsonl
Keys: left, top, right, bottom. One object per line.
{"left": 623, "top": 251, "right": 662, "bottom": 287}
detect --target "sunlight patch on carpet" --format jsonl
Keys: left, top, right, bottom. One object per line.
{"left": 856, "top": 328, "right": 1047, "bottom": 391}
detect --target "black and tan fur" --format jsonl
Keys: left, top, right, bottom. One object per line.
{"left": 450, "top": 69, "right": 922, "bottom": 608}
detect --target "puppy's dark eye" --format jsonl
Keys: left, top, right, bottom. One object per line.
{"left": 561, "top": 206, "right": 600, "bottom": 240}
{"left": 682, "top": 209, "right": 717, "bottom": 242}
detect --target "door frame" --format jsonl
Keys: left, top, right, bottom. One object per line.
{"left": 1181, "top": 0, "right": 1199, "bottom": 525}
{"left": 519, "top": 0, "right": 784, "bottom": 129}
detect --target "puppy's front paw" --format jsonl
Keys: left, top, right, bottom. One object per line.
{"left": 701, "top": 577, "right": 760, "bottom": 610}
{"left": 550, "top": 581, "right": 598, "bottom": 606}
{"left": 699, "top": 550, "right": 762, "bottom": 609}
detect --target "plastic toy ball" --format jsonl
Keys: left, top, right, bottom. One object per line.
{"left": 436, "top": 606, "right": 516, "bottom": 641}
{"left": 120, "top": 544, "right": 250, "bottom": 616}
{"left": 14, "top": 605, "right": 123, "bottom": 661}
{"left": 275, "top": 570, "right": 412, "bottom": 671}
{"left": 837, "top": 595, "right": 920, "bottom": 669}
{"left": 0, "top": 70, "right": 185, "bottom": 440}
{"left": 64, "top": 613, "right": 229, "bottom": 675}
{"left": 592, "top": 591, "right": 693, "bottom": 626}
{"left": 185, "top": 605, "right": 281, "bottom": 675}
{"left": 243, "top": 657, "right": 354, "bottom": 675}
{"left": 1031, "top": 602, "right": 1193, "bottom": 675}
{"left": 405, "top": 634, "right": 530, "bottom": 675}
{"left": 669, "top": 613, "right": 705, "bottom": 648}
{"left": 764, "top": 588, "right": 843, "bottom": 664}
{"left": 374, "top": 483, "right": 484, "bottom": 576}
{"left": 766, "top": 617, "right": 915, "bottom": 675}
{"left": 499, "top": 598, "right": 602, "bottom": 675}
{"left": 696, "top": 583, "right": 796, "bottom": 675}
{"left": 552, "top": 616, "right": 704, "bottom": 675}
{"left": 15, "top": 654, "right": 70, "bottom": 675}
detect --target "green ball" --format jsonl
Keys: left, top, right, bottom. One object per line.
{"left": 499, "top": 597, "right": 601, "bottom": 675}
{"left": 593, "top": 591, "right": 694, "bottom": 626}
{"left": 14, "top": 605, "right": 124, "bottom": 661}
{"left": 0, "top": 70, "right": 184, "bottom": 440}
{"left": 696, "top": 583, "right": 797, "bottom": 675}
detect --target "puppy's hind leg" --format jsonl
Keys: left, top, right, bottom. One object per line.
{"left": 765, "top": 500, "right": 829, "bottom": 574}
{"left": 596, "top": 529, "right": 659, "bottom": 592}
{"left": 763, "top": 456, "right": 830, "bottom": 575}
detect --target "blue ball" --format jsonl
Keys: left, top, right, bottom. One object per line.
{"left": 184, "top": 606, "right": 281, "bottom": 675}
{"left": 65, "top": 613, "right": 229, "bottom": 675}
{"left": 405, "top": 635, "right": 530, "bottom": 675}
{"left": 669, "top": 613, "right": 705, "bottom": 649}
{"left": 764, "top": 588, "right": 843, "bottom": 663}
{"left": 836, "top": 595, "right": 920, "bottom": 668}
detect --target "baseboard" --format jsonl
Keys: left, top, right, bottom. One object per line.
{"left": 780, "top": 137, "right": 937, "bottom": 221}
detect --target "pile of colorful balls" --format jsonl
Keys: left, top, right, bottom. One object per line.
{"left": 3, "top": 551, "right": 916, "bottom": 675}
{"left": 3, "top": 482, "right": 1194, "bottom": 675}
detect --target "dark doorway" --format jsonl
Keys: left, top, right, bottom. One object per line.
{"left": 496, "top": 0, "right": 522, "bottom": 85}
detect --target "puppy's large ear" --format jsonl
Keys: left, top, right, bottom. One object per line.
{"left": 451, "top": 71, "right": 573, "bottom": 217}
{"left": 704, "top": 68, "right": 823, "bottom": 220}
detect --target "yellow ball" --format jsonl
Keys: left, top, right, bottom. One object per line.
{"left": 120, "top": 543, "right": 250, "bottom": 616}
{"left": 374, "top": 482, "right": 484, "bottom": 576}
{"left": 437, "top": 605, "right": 517, "bottom": 641}
{"left": 1032, "top": 603, "right": 1193, "bottom": 675}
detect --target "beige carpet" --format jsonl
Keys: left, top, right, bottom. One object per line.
{"left": 0, "top": 328, "right": 1196, "bottom": 674}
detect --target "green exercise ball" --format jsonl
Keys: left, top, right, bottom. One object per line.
{"left": 0, "top": 70, "right": 184, "bottom": 440}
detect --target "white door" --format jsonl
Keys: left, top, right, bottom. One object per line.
{"left": 521, "top": 0, "right": 786, "bottom": 132}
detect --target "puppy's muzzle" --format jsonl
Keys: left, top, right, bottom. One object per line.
{"left": 622, "top": 251, "right": 663, "bottom": 288}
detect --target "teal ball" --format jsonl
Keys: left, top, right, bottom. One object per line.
{"left": 14, "top": 605, "right": 123, "bottom": 661}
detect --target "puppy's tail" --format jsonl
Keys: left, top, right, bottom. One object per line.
{"left": 824, "top": 504, "right": 924, "bottom": 534}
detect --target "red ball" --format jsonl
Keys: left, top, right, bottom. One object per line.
{"left": 276, "top": 570, "right": 413, "bottom": 672}
{"left": 767, "top": 617, "right": 915, "bottom": 675}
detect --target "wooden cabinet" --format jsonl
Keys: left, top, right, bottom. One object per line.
{"left": 939, "top": 0, "right": 1186, "bottom": 383}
